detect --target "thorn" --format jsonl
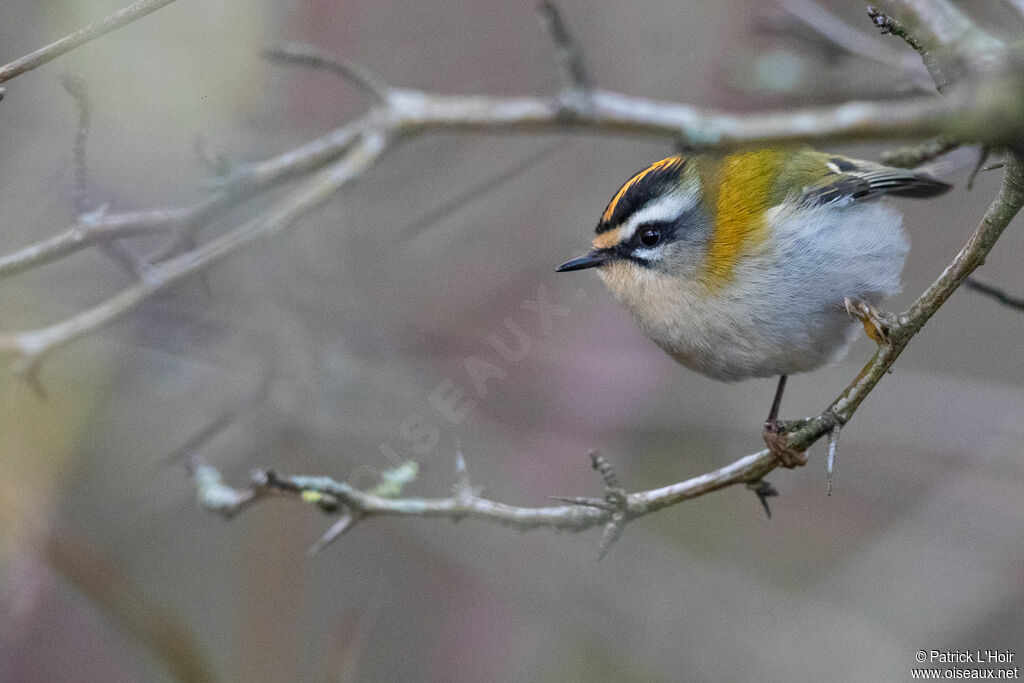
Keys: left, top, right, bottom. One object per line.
{"left": 453, "top": 442, "right": 477, "bottom": 500}
{"left": 76, "top": 202, "right": 112, "bottom": 230}
{"left": 309, "top": 510, "right": 359, "bottom": 555}
{"left": 747, "top": 480, "right": 779, "bottom": 518}
{"left": 160, "top": 408, "right": 238, "bottom": 466}
{"left": 826, "top": 424, "right": 841, "bottom": 496}
{"left": 454, "top": 444, "right": 468, "bottom": 480}
{"left": 548, "top": 495, "right": 616, "bottom": 511}
{"left": 967, "top": 146, "right": 991, "bottom": 191}
{"left": 11, "top": 352, "right": 48, "bottom": 400}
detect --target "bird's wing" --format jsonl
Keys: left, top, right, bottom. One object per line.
{"left": 797, "top": 154, "right": 952, "bottom": 206}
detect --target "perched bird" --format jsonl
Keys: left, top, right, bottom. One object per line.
{"left": 556, "top": 148, "right": 951, "bottom": 463}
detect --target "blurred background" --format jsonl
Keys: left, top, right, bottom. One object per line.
{"left": 1, "top": 1, "right": 1023, "bottom": 681}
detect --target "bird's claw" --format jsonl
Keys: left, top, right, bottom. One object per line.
{"left": 844, "top": 297, "right": 890, "bottom": 345}
{"left": 762, "top": 420, "right": 808, "bottom": 468}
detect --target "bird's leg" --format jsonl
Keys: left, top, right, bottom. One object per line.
{"left": 762, "top": 375, "right": 808, "bottom": 468}
{"left": 843, "top": 297, "right": 890, "bottom": 345}
{"left": 767, "top": 374, "right": 786, "bottom": 424}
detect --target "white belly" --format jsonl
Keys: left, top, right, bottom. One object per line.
{"left": 599, "top": 200, "right": 909, "bottom": 381}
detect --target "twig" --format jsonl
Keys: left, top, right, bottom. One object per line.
{"left": 867, "top": 5, "right": 948, "bottom": 92}
{"left": 44, "top": 532, "right": 220, "bottom": 683}
{"left": 4, "top": 59, "right": 1021, "bottom": 369}
{"left": 962, "top": 278, "right": 1024, "bottom": 311}
{"left": 1005, "top": 0, "right": 1024, "bottom": 21}
{"left": 776, "top": 0, "right": 932, "bottom": 91}
{"left": 382, "top": 83, "right": 1003, "bottom": 148}
{"left": 536, "top": 1, "right": 594, "bottom": 100}
{"left": 884, "top": 0, "right": 1004, "bottom": 57}
{"left": 967, "top": 146, "right": 991, "bottom": 190}
{"left": 59, "top": 73, "right": 91, "bottom": 217}
{"left": 402, "top": 141, "right": 569, "bottom": 241}
{"left": 60, "top": 74, "right": 153, "bottom": 280}
{"left": 880, "top": 136, "right": 960, "bottom": 168}
{"left": 262, "top": 43, "right": 389, "bottom": 103}
{"left": 0, "top": 119, "right": 367, "bottom": 280}
{"left": 0, "top": 0, "right": 181, "bottom": 86}
{"left": 875, "top": 0, "right": 1005, "bottom": 91}
{"left": 1, "top": 82, "right": 1007, "bottom": 279}
{"left": 0, "top": 134, "right": 387, "bottom": 379}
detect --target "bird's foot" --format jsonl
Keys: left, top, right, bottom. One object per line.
{"left": 762, "top": 419, "right": 808, "bottom": 468}
{"left": 843, "top": 297, "right": 890, "bottom": 345}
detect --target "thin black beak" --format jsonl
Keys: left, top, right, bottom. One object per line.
{"left": 555, "top": 250, "right": 612, "bottom": 272}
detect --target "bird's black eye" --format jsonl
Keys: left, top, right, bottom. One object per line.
{"left": 639, "top": 228, "right": 662, "bottom": 247}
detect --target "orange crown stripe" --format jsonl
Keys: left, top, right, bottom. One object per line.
{"left": 601, "top": 156, "right": 683, "bottom": 224}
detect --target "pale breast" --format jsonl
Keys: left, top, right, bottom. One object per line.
{"left": 597, "top": 200, "right": 909, "bottom": 381}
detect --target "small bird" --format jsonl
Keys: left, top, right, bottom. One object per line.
{"left": 556, "top": 148, "right": 951, "bottom": 464}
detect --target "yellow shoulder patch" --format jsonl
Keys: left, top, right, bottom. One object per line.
{"left": 705, "top": 149, "right": 780, "bottom": 290}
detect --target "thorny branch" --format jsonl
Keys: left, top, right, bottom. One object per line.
{"left": 1, "top": 3, "right": 1023, "bottom": 556}
{"left": 0, "top": 0, "right": 181, "bottom": 86}
{"left": 195, "top": 150, "right": 1024, "bottom": 555}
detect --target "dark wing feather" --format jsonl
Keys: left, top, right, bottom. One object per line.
{"left": 800, "top": 156, "right": 952, "bottom": 207}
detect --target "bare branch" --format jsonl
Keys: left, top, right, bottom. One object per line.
{"left": 191, "top": 152, "right": 1024, "bottom": 551}
{"left": 0, "top": 0, "right": 181, "bottom": 86}
{"left": 0, "top": 134, "right": 387, "bottom": 376}
{"left": 384, "top": 84, "right": 1009, "bottom": 148}
{"left": 536, "top": 1, "right": 594, "bottom": 100}
{"left": 60, "top": 74, "right": 154, "bottom": 280}
{"left": 0, "top": 203, "right": 210, "bottom": 279}
{"left": 776, "top": 0, "right": 932, "bottom": 91}
{"left": 59, "top": 73, "right": 91, "bottom": 217}
{"left": 0, "top": 117, "right": 368, "bottom": 280}
{"left": 403, "top": 141, "right": 568, "bottom": 241}
{"left": 4, "top": 79, "right": 1005, "bottom": 276}
{"left": 1004, "top": 0, "right": 1024, "bottom": 21}
{"left": 868, "top": 5, "right": 950, "bottom": 92}
{"left": 880, "top": 136, "right": 960, "bottom": 168}
{"left": 883, "top": 0, "right": 1004, "bottom": 57}
{"left": 44, "top": 532, "right": 219, "bottom": 683}
{"left": 0, "top": 4, "right": 1020, "bottom": 554}
{"left": 262, "top": 42, "right": 389, "bottom": 103}
{"left": 877, "top": 0, "right": 1005, "bottom": 91}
